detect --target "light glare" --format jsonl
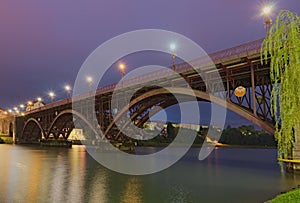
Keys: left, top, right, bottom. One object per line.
{"left": 263, "top": 6, "right": 271, "bottom": 15}
{"left": 65, "top": 85, "right": 71, "bottom": 91}
{"left": 170, "top": 43, "right": 176, "bottom": 52}
{"left": 118, "top": 63, "right": 125, "bottom": 70}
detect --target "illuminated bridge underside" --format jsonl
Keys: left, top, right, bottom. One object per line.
{"left": 15, "top": 38, "right": 275, "bottom": 143}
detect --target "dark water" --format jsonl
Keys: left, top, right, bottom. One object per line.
{"left": 0, "top": 145, "right": 300, "bottom": 203}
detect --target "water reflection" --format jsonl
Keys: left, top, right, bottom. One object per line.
{"left": 121, "top": 177, "right": 142, "bottom": 203}
{"left": 1, "top": 145, "right": 300, "bottom": 202}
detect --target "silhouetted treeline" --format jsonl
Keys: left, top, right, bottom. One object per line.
{"left": 138, "top": 123, "right": 276, "bottom": 147}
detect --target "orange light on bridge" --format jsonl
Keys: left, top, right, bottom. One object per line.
{"left": 234, "top": 86, "right": 246, "bottom": 97}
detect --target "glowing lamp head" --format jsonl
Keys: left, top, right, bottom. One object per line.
{"left": 262, "top": 6, "right": 271, "bottom": 15}
{"left": 86, "top": 76, "right": 93, "bottom": 84}
{"left": 19, "top": 104, "right": 25, "bottom": 109}
{"left": 170, "top": 43, "right": 176, "bottom": 52}
{"left": 27, "top": 101, "right": 33, "bottom": 106}
{"left": 49, "top": 91, "right": 55, "bottom": 98}
{"left": 118, "top": 63, "right": 126, "bottom": 71}
{"left": 37, "top": 97, "right": 42, "bottom": 102}
{"left": 65, "top": 85, "right": 71, "bottom": 91}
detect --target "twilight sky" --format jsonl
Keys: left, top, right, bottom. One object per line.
{"left": 1, "top": 0, "right": 300, "bottom": 110}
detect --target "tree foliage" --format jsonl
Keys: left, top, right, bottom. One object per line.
{"left": 261, "top": 10, "right": 300, "bottom": 158}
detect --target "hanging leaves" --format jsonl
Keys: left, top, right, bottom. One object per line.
{"left": 261, "top": 10, "right": 300, "bottom": 159}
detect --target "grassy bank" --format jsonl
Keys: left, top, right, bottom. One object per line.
{"left": 268, "top": 187, "right": 300, "bottom": 202}
{"left": 0, "top": 134, "right": 13, "bottom": 144}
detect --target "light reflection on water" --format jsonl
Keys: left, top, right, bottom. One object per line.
{"left": 0, "top": 145, "right": 300, "bottom": 202}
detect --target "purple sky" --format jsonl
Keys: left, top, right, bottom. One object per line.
{"left": 1, "top": 0, "right": 300, "bottom": 109}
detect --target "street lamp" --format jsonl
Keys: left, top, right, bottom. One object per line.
{"left": 118, "top": 62, "right": 126, "bottom": 78}
{"left": 262, "top": 5, "right": 272, "bottom": 33}
{"left": 49, "top": 91, "right": 55, "bottom": 102}
{"left": 86, "top": 76, "right": 93, "bottom": 91}
{"left": 27, "top": 101, "right": 33, "bottom": 111}
{"left": 170, "top": 43, "right": 176, "bottom": 70}
{"left": 19, "top": 104, "right": 25, "bottom": 109}
{"left": 65, "top": 85, "right": 71, "bottom": 98}
{"left": 37, "top": 97, "right": 42, "bottom": 102}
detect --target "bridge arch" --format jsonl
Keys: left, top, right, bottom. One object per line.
{"left": 47, "top": 109, "right": 99, "bottom": 139}
{"left": 21, "top": 118, "right": 45, "bottom": 142}
{"left": 105, "top": 87, "right": 275, "bottom": 137}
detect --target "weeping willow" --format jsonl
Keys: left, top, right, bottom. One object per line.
{"left": 261, "top": 10, "right": 300, "bottom": 159}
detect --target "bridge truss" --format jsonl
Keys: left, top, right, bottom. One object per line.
{"left": 15, "top": 38, "right": 275, "bottom": 144}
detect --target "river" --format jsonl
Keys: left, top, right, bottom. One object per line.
{"left": 0, "top": 144, "right": 300, "bottom": 202}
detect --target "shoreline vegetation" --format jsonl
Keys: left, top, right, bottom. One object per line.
{"left": 136, "top": 123, "right": 276, "bottom": 148}
{"left": 267, "top": 186, "right": 300, "bottom": 202}
{"left": 138, "top": 142, "right": 276, "bottom": 149}
{"left": 0, "top": 133, "right": 13, "bottom": 144}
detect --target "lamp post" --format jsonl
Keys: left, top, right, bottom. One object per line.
{"left": 49, "top": 91, "right": 55, "bottom": 102}
{"left": 262, "top": 5, "right": 272, "bottom": 33}
{"left": 19, "top": 104, "right": 25, "bottom": 110}
{"left": 116, "top": 62, "right": 126, "bottom": 114}
{"left": 86, "top": 76, "right": 93, "bottom": 92}
{"left": 118, "top": 62, "right": 126, "bottom": 78}
{"left": 65, "top": 85, "right": 71, "bottom": 98}
{"left": 170, "top": 43, "right": 176, "bottom": 70}
{"left": 27, "top": 101, "right": 33, "bottom": 111}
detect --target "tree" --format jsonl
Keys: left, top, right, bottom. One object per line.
{"left": 262, "top": 10, "right": 300, "bottom": 158}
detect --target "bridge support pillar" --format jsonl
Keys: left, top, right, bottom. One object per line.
{"left": 14, "top": 116, "right": 25, "bottom": 144}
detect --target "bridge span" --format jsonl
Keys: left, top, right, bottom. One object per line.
{"left": 11, "top": 38, "right": 275, "bottom": 145}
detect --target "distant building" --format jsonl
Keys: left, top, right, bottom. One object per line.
{"left": 68, "top": 128, "right": 85, "bottom": 140}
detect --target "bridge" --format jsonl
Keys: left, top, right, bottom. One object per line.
{"left": 2, "top": 38, "right": 283, "bottom": 149}
{"left": 10, "top": 38, "right": 275, "bottom": 141}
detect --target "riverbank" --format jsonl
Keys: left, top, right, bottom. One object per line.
{"left": 267, "top": 187, "right": 300, "bottom": 202}
{"left": 138, "top": 141, "right": 276, "bottom": 149}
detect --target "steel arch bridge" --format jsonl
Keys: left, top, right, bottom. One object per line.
{"left": 14, "top": 38, "right": 275, "bottom": 144}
